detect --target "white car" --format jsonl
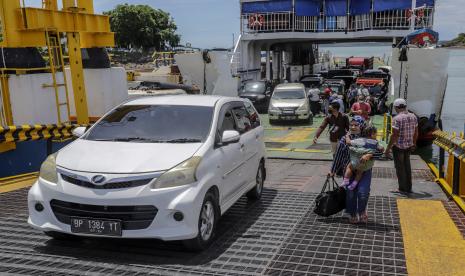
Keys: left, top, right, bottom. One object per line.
{"left": 28, "top": 95, "right": 266, "bottom": 250}
{"left": 268, "top": 83, "right": 311, "bottom": 124}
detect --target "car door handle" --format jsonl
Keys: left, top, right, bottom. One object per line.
{"left": 240, "top": 143, "right": 245, "bottom": 149}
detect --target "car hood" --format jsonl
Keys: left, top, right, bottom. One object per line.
{"left": 240, "top": 92, "right": 266, "bottom": 98}
{"left": 270, "top": 98, "right": 306, "bottom": 108}
{"left": 56, "top": 139, "right": 202, "bottom": 174}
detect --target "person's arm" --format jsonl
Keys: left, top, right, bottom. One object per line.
{"left": 351, "top": 103, "right": 362, "bottom": 115}
{"left": 385, "top": 127, "right": 400, "bottom": 156}
{"left": 345, "top": 135, "right": 352, "bottom": 145}
{"left": 360, "top": 153, "right": 374, "bottom": 164}
{"left": 313, "top": 117, "right": 329, "bottom": 143}
{"left": 365, "top": 103, "right": 372, "bottom": 116}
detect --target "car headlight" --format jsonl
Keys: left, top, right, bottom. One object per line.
{"left": 151, "top": 156, "right": 202, "bottom": 189}
{"left": 39, "top": 153, "right": 58, "bottom": 184}
{"left": 297, "top": 103, "right": 309, "bottom": 112}
{"left": 268, "top": 104, "right": 280, "bottom": 112}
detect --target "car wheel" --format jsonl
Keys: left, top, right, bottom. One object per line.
{"left": 44, "top": 231, "right": 80, "bottom": 241}
{"left": 183, "top": 192, "right": 218, "bottom": 251}
{"left": 247, "top": 162, "right": 265, "bottom": 200}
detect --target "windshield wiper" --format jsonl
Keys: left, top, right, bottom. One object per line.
{"left": 100, "top": 137, "right": 164, "bottom": 143}
{"left": 166, "top": 138, "right": 202, "bottom": 143}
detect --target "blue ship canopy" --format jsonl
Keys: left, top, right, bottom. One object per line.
{"left": 350, "top": 0, "right": 371, "bottom": 15}
{"left": 373, "top": 0, "right": 412, "bottom": 12}
{"left": 295, "top": 0, "right": 320, "bottom": 16}
{"left": 416, "top": 0, "right": 435, "bottom": 7}
{"left": 325, "top": 0, "right": 347, "bottom": 16}
{"left": 242, "top": 0, "right": 293, "bottom": 13}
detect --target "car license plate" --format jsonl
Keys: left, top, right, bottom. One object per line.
{"left": 70, "top": 217, "right": 122, "bottom": 236}
{"left": 281, "top": 115, "right": 297, "bottom": 120}
{"left": 282, "top": 110, "right": 295, "bottom": 115}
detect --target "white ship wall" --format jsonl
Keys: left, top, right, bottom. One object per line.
{"left": 66, "top": 67, "right": 128, "bottom": 119}
{"left": 175, "top": 51, "right": 239, "bottom": 96}
{"left": 8, "top": 68, "right": 127, "bottom": 125}
{"left": 391, "top": 48, "right": 450, "bottom": 118}
{"left": 9, "top": 73, "right": 68, "bottom": 125}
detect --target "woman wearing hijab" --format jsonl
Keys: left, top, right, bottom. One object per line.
{"left": 329, "top": 116, "right": 374, "bottom": 224}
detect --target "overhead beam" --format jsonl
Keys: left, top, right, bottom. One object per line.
{"left": 21, "top": 8, "right": 111, "bottom": 34}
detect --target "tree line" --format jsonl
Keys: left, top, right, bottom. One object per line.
{"left": 104, "top": 4, "right": 180, "bottom": 51}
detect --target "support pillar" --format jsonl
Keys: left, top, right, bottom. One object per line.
{"left": 265, "top": 48, "right": 271, "bottom": 81}
{"left": 409, "top": 0, "right": 416, "bottom": 31}
{"left": 67, "top": 32, "right": 89, "bottom": 124}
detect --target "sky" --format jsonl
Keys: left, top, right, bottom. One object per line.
{"left": 24, "top": 0, "right": 463, "bottom": 49}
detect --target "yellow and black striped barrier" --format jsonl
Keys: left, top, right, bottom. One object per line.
{"left": 0, "top": 124, "right": 88, "bottom": 144}
{"left": 430, "top": 130, "right": 465, "bottom": 212}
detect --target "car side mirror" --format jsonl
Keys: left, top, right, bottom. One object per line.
{"left": 72, "top": 127, "right": 86, "bottom": 138}
{"left": 221, "top": 130, "right": 241, "bottom": 145}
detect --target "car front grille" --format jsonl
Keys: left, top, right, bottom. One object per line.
{"left": 61, "top": 174, "right": 152, "bottom": 190}
{"left": 279, "top": 107, "right": 298, "bottom": 112}
{"left": 50, "top": 200, "right": 158, "bottom": 230}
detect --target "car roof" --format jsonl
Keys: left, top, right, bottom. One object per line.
{"left": 274, "top": 83, "right": 305, "bottom": 90}
{"left": 124, "top": 95, "right": 238, "bottom": 107}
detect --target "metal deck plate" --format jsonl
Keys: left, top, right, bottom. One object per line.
{"left": 0, "top": 189, "right": 313, "bottom": 275}
{"left": 265, "top": 196, "right": 408, "bottom": 276}
{"left": 0, "top": 188, "right": 409, "bottom": 275}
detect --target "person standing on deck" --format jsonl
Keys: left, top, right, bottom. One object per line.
{"left": 313, "top": 101, "right": 350, "bottom": 154}
{"left": 309, "top": 85, "right": 321, "bottom": 117}
{"left": 351, "top": 95, "right": 371, "bottom": 122}
{"left": 384, "top": 99, "right": 418, "bottom": 194}
{"left": 322, "top": 87, "right": 332, "bottom": 115}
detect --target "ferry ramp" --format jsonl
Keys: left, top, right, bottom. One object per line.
{"left": 1, "top": 115, "right": 465, "bottom": 275}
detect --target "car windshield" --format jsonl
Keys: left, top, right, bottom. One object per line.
{"left": 241, "top": 82, "right": 266, "bottom": 94}
{"left": 272, "top": 90, "right": 305, "bottom": 99}
{"left": 85, "top": 105, "right": 213, "bottom": 143}
{"left": 321, "top": 86, "right": 342, "bottom": 93}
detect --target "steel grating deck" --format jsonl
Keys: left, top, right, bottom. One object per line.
{"left": 0, "top": 187, "right": 409, "bottom": 275}
{"left": 265, "top": 197, "right": 407, "bottom": 276}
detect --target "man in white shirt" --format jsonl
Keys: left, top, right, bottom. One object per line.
{"left": 309, "top": 85, "right": 321, "bottom": 117}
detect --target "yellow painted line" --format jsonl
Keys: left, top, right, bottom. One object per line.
{"left": 270, "top": 128, "right": 314, "bottom": 143}
{"left": 398, "top": 199, "right": 465, "bottom": 276}
{"left": 294, "top": 149, "right": 332, "bottom": 154}
{"left": 266, "top": 148, "right": 331, "bottom": 154}
{"left": 265, "top": 127, "right": 315, "bottom": 131}
{"left": 266, "top": 148, "right": 292, "bottom": 152}
{"left": 0, "top": 173, "right": 37, "bottom": 193}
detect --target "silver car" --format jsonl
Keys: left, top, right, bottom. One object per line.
{"left": 268, "top": 83, "right": 311, "bottom": 124}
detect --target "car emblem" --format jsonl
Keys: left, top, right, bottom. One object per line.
{"left": 91, "top": 175, "right": 106, "bottom": 185}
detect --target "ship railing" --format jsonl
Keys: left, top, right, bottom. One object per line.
{"left": 241, "top": 7, "right": 434, "bottom": 34}
{"left": 241, "top": 12, "right": 293, "bottom": 33}
{"left": 429, "top": 130, "right": 465, "bottom": 212}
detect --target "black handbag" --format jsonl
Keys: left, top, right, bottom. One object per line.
{"left": 313, "top": 176, "right": 346, "bottom": 217}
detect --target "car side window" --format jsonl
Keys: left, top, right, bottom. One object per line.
{"left": 244, "top": 102, "right": 261, "bottom": 129}
{"left": 220, "top": 110, "right": 237, "bottom": 133}
{"left": 232, "top": 105, "right": 252, "bottom": 134}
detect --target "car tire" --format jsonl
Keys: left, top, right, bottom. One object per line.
{"left": 44, "top": 231, "right": 80, "bottom": 241}
{"left": 183, "top": 192, "right": 219, "bottom": 251}
{"left": 247, "top": 162, "right": 265, "bottom": 200}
